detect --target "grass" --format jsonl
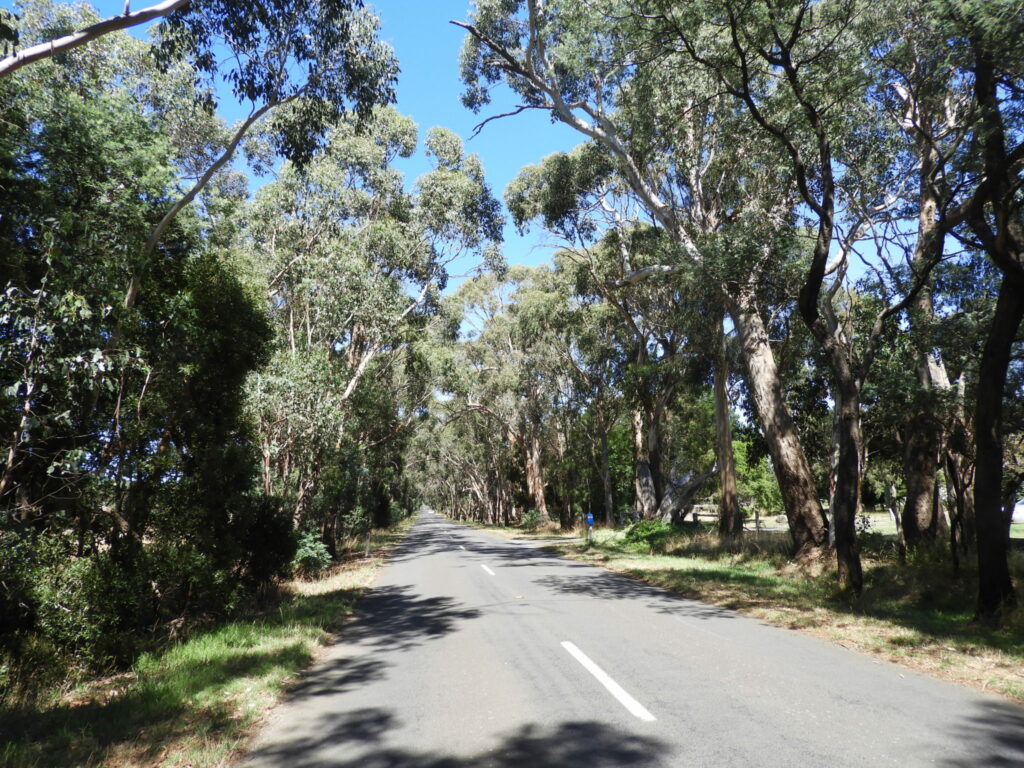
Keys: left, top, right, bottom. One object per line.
{"left": 0, "top": 522, "right": 412, "bottom": 768}
{"left": 538, "top": 525, "right": 1024, "bottom": 703}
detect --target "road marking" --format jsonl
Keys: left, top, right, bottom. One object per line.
{"left": 480, "top": 564, "right": 496, "bottom": 576}
{"left": 561, "top": 641, "right": 656, "bottom": 722}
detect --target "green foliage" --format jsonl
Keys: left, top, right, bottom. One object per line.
{"left": 624, "top": 519, "right": 676, "bottom": 550}
{"left": 733, "top": 439, "right": 784, "bottom": 517}
{"left": 291, "top": 529, "right": 333, "bottom": 579}
{"left": 157, "top": 0, "right": 399, "bottom": 166}
{"left": 521, "top": 508, "right": 543, "bottom": 531}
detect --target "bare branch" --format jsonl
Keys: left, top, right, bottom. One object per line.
{"left": 0, "top": 0, "right": 189, "bottom": 80}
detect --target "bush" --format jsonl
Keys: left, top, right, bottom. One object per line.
{"left": 240, "top": 496, "right": 297, "bottom": 584}
{"left": 521, "top": 508, "right": 543, "bottom": 531}
{"left": 29, "top": 539, "right": 151, "bottom": 668}
{"left": 291, "top": 529, "right": 332, "bottom": 578}
{"left": 624, "top": 519, "right": 675, "bottom": 550}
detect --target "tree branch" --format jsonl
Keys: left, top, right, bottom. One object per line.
{"left": 0, "top": 0, "right": 189, "bottom": 80}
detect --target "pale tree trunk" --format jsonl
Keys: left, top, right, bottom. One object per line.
{"left": 945, "top": 447, "right": 976, "bottom": 559}
{"left": 831, "top": 375, "right": 865, "bottom": 594}
{"left": 525, "top": 431, "right": 550, "bottom": 522}
{"left": 902, "top": 138, "right": 952, "bottom": 548}
{"left": 0, "top": 0, "right": 190, "bottom": 79}
{"left": 713, "top": 315, "right": 741, "bottom": 537}
{"left": 726, "top": 292, "right": 828, "bottom": 559}
{"left": 632, "top": 407, "right": 657, "bottom": 519}
{"left": 598, "top": 405, "right": 614, "bottom": 526}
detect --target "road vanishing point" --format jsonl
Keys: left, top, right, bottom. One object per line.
{"left": 243, "top": 511, "right": 1024, "bottom": 767}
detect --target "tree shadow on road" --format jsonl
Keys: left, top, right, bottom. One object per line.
{"left": 939, "top": 699, "right": 1024, "bottom": 767}
{"left": 532, "top": 571, "right": 738, "bottom": 621}
{"left": 342, "top": 584, "right": 482, "bottom": 653}
{"left": 244, "top": 708, "right": 670, "bottom": 768}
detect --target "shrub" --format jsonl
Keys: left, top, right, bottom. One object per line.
{"left": 624, "top": 519, "right": 675, "bottom": 550}
{"left": 291, "top": 529, "right": 332, "bottom": 578}
{"left": 240, "top": 496, "right": 297, "bottom": 584}
{"left": 521, "top": 508, "right": 543, "bottom": 531}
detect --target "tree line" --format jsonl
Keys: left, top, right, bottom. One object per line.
{"left": 0, "top": 0, "right": 504, "bottom": 694}
{"left": 413, "top": 0, "right": 1023, "bottom": 624}
{"left": 0, "top": 0, "right": 1021, "bottom": 700}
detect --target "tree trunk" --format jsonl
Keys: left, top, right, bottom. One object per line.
{"left": 902, "top": 142, "right": 952, "bottom": 548}
{"left": 726, "top": 292, "right": 828, "bottom": 559}
{"left": 973, "top": 277, "right": 1022, "bottom": 622}
{"left": 633, "top": 407, "right": 657, "bottom": 519}
{"left": 525, "top": 431, "right": 550, "bottom": 522}
{"left": 598, "top": 406, "right": 615, "bottom": 526}
{"left": 832, "top": 377, "right": 864, "bottom": 595}
{"left": 714, "top": 316, "right": 741, "bottom": 537}
{"left": 902, "top": 414, "right": 945, "bottom": 547}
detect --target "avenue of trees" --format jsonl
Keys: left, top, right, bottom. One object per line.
{"left": 0, "top": 0, "right": 1021, "bottom": 699}
{"left": 422, "top": 0, "right": 1023, "bottom": 622}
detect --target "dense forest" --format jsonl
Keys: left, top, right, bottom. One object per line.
{"left": 1, "top": 0, "right": 1022, "bottom": 702}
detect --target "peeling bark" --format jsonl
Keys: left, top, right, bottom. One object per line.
{"left": 726, "top": 292, "right": 828, "bottom": 559}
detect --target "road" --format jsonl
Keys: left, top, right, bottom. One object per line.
{"left": 242, "top": 512, "right": 1024, "bottom": 767}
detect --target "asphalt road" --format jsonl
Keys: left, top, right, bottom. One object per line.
{"left": 242, "top": 512, "right": 1024, "bottom": 768}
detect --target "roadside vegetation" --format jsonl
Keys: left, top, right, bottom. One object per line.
{"left": 0, "top": 523, "right": 409, "bottom": 768}
{"left": 3, "top": 0, "right": 1024, "bottom": 762}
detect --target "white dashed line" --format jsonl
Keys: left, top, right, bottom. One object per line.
{"left": 561, "top": 641, "right": 656, "bottom": 722}
{"left": 480, "top": 564, "right": 495, "bottom": 576}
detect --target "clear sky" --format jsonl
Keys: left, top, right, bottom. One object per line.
{"left": 4, "top": 0, "right": 584, "bottom": 280}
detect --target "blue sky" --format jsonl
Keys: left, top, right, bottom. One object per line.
{"left": 4, "top": 0, "right": 583, "bottom": 279}
{"left": 371, "top": 0, "right": 581, "bottom": 278}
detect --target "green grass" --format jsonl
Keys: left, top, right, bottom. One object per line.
{"left": 0, "top": 523, "right": 410, "bottom": 768}
{"left": 545, "top": 527, "right": 1024, "bottom": 702}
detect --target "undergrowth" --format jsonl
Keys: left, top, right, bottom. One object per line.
{"left": 0, "top": 523, "right": 410, "bottom": 768}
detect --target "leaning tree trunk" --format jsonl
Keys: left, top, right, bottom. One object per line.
{"left": 726, "top": 292, "right": 828, "bottom": 559}
{"left": 973, "top": 276, "right": 1023, "bottom": 622}
{"left": 713, "top": 315, "right": 742, "bottom": 537}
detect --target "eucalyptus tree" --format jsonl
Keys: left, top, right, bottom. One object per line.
{"left": 508, "top": 161, "right": 718, "bottom": 522}
{"left": 638, "top": 0, "right": 988, "bottom": 594}
{"left": 645, "top": 0, "right": 1023, "bottom": 608}
{"left": 457, "top": 0, "right": 830, "bottom": 558}
{"left": 931, "top": 0, "right": 1024, "bottom": 619}
{"left": 4, "top": 0, "right": 398, "bottom": 319}
{"left": 242, "top": 111, "right": 502, "bottom": 530}
{"left": 0, "top": 20, "right": 281, "bottom": 671}
{"left": 440, "top": 268, "right": 561, "bottom": 522}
